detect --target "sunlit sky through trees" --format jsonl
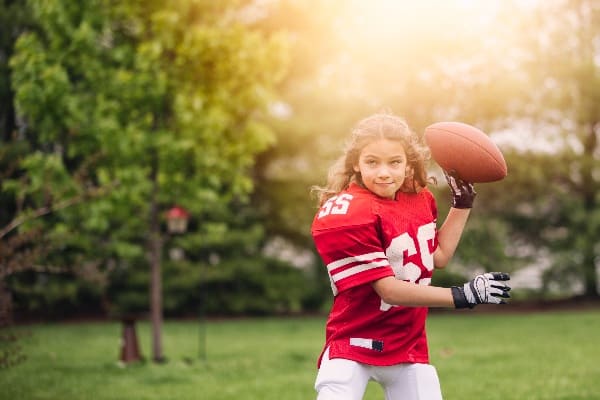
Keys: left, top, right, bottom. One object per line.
{"left": 256, "top": 0, "right": 563, "bottom": 152}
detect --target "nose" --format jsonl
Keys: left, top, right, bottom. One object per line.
{"left": 377, "top": 166, "right": 391, "bottom": 179}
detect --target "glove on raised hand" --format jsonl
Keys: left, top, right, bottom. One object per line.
{"left": 444, "top": 171, "right": 476, "bottom": 209}
{"left": 452, "top": 272, "right": 511, "bottom": 309}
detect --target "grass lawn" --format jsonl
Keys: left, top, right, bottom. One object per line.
{"left": 1, "top": 309, "right": 600, "bottom": 400}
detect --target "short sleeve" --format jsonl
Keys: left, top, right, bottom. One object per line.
{"left": 312, "top": 222, "right": 395, "bottom": 295}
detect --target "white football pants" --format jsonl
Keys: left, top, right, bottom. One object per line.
{"left": 315, "top": 348, "right": 443, "bottom": 400}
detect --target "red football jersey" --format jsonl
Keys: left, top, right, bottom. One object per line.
{"left": 312, "top": 182, "right": 439, "bottom": 367}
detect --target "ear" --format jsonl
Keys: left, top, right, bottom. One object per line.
{"left": 405, "top": 165, "right": 414, "bottom": 177}
{"left": 353, "top": 164, "right": 360, "bottom": 173}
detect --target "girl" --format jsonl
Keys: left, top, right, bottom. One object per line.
{"left": 311, "top": 112, "right": 510, "bottom": 400}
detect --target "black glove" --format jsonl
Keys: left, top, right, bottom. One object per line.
{"left": 444, "top": 171, "right": 476, "bottom": 209}
{"left": 452, "top": 272, "right": 511, "bottom": 309}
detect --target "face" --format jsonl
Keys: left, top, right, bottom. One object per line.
{"left": 354, "top": 139, "right": 409, "bottom": 199}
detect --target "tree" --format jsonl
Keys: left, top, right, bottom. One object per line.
{"left": 387, "top": 0, "right": 600, "bottom": 297}
{"left": 486, "top": 0, "right": 600, "bottom": 297}
{"left": 8, "top": 0, "right": 287, "bottom": 360}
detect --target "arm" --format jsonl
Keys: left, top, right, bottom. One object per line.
{"left": 371, "top": 174, "right": 510, "bottom": 309}
{"left": 434, "top": 207, "right": 471, "bottom": 268}
{"left": 434, "top": 172, "right": 477, "bottom": 268}
{"left": 371, "top": 272, "right": 511, "bottom": 309}
{"left": 372, "top": 277, "right": 455, "bottom": 307}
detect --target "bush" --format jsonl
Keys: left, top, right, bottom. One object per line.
{"left": 199, "top": 257, "right": 314, "bottom": 316}
{"left": 8, "top": 255, "right": 329, "bottom": 320}
{"left": 8, "top": 271, "right": 105, "bottom": 320}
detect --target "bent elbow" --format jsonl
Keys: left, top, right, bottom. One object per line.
{"left": 433, "top": 252, "right": 449, "bottom": 269}
{"left": 372, "top": 277, "right": 399, "bottom": 305}
{"left": 379, "top": 290, "right": 397, "bottom": 306}
{"left": 435, "top": 261, "right": 447, "bottom": 269}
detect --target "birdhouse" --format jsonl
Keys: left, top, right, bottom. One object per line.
{"left": 166, "top": 205, "right": 189, "bottom": 234}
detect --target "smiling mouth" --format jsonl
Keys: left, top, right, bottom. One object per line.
{"left": 374, "top": 183, "right": 397, "bottom": 192}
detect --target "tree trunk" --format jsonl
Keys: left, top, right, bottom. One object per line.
{"left": 580, "top": 119, "right": 598, "bottom": 298}
{"left": 582, "top": 248, "right": 598, "bottom": 298}
{"left": 0, "top": 279, "right": 12, "bottom": 327}
{"left": 149, "top": 151, "right": 164, "bottom": 362}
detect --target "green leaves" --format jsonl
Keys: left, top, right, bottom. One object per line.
{"left": 5, "top": 0, "right": 289, "bottom": 316}
{"left": 10, "top": 0, "right": 287, "bottom": 212}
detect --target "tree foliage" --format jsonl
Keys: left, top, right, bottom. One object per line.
{"left": 4, "top": 0, "right": 289, "bottom": 317}
{"left": 488, "top": 0, "right": 600, "bottom": 296}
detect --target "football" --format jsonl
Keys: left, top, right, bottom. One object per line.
{"left": 424, "top": 121, "right": 507, "bottom": 183}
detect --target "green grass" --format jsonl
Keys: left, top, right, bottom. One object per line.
{"left": 2, "top": 309, "right": 600, "bottom": 400}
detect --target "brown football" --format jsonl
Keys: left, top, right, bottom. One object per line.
{"left": 424, "top": 121, "right": 507, "bottom": 183}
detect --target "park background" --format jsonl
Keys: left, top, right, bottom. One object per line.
{"left": 1, "top": 0, "right": 599, "bottom": 398}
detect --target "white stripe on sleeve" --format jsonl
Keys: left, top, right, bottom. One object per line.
{"left": 327, "top": 252, "right": 389, "bottom": 283}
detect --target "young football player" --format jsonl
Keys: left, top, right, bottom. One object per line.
{"left": 311, "top": 112, "right": 511, "bottom": 400}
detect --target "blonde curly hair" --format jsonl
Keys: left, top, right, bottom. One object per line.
{"left": 312, "top": 112, "right": 434, "bottom": 206}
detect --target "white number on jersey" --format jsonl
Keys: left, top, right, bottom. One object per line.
{"left": 380, "top": 222, "right": 436, "bottom": 311}
{"left": 318, "top": 194, "right": 354, "bottom": 219}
